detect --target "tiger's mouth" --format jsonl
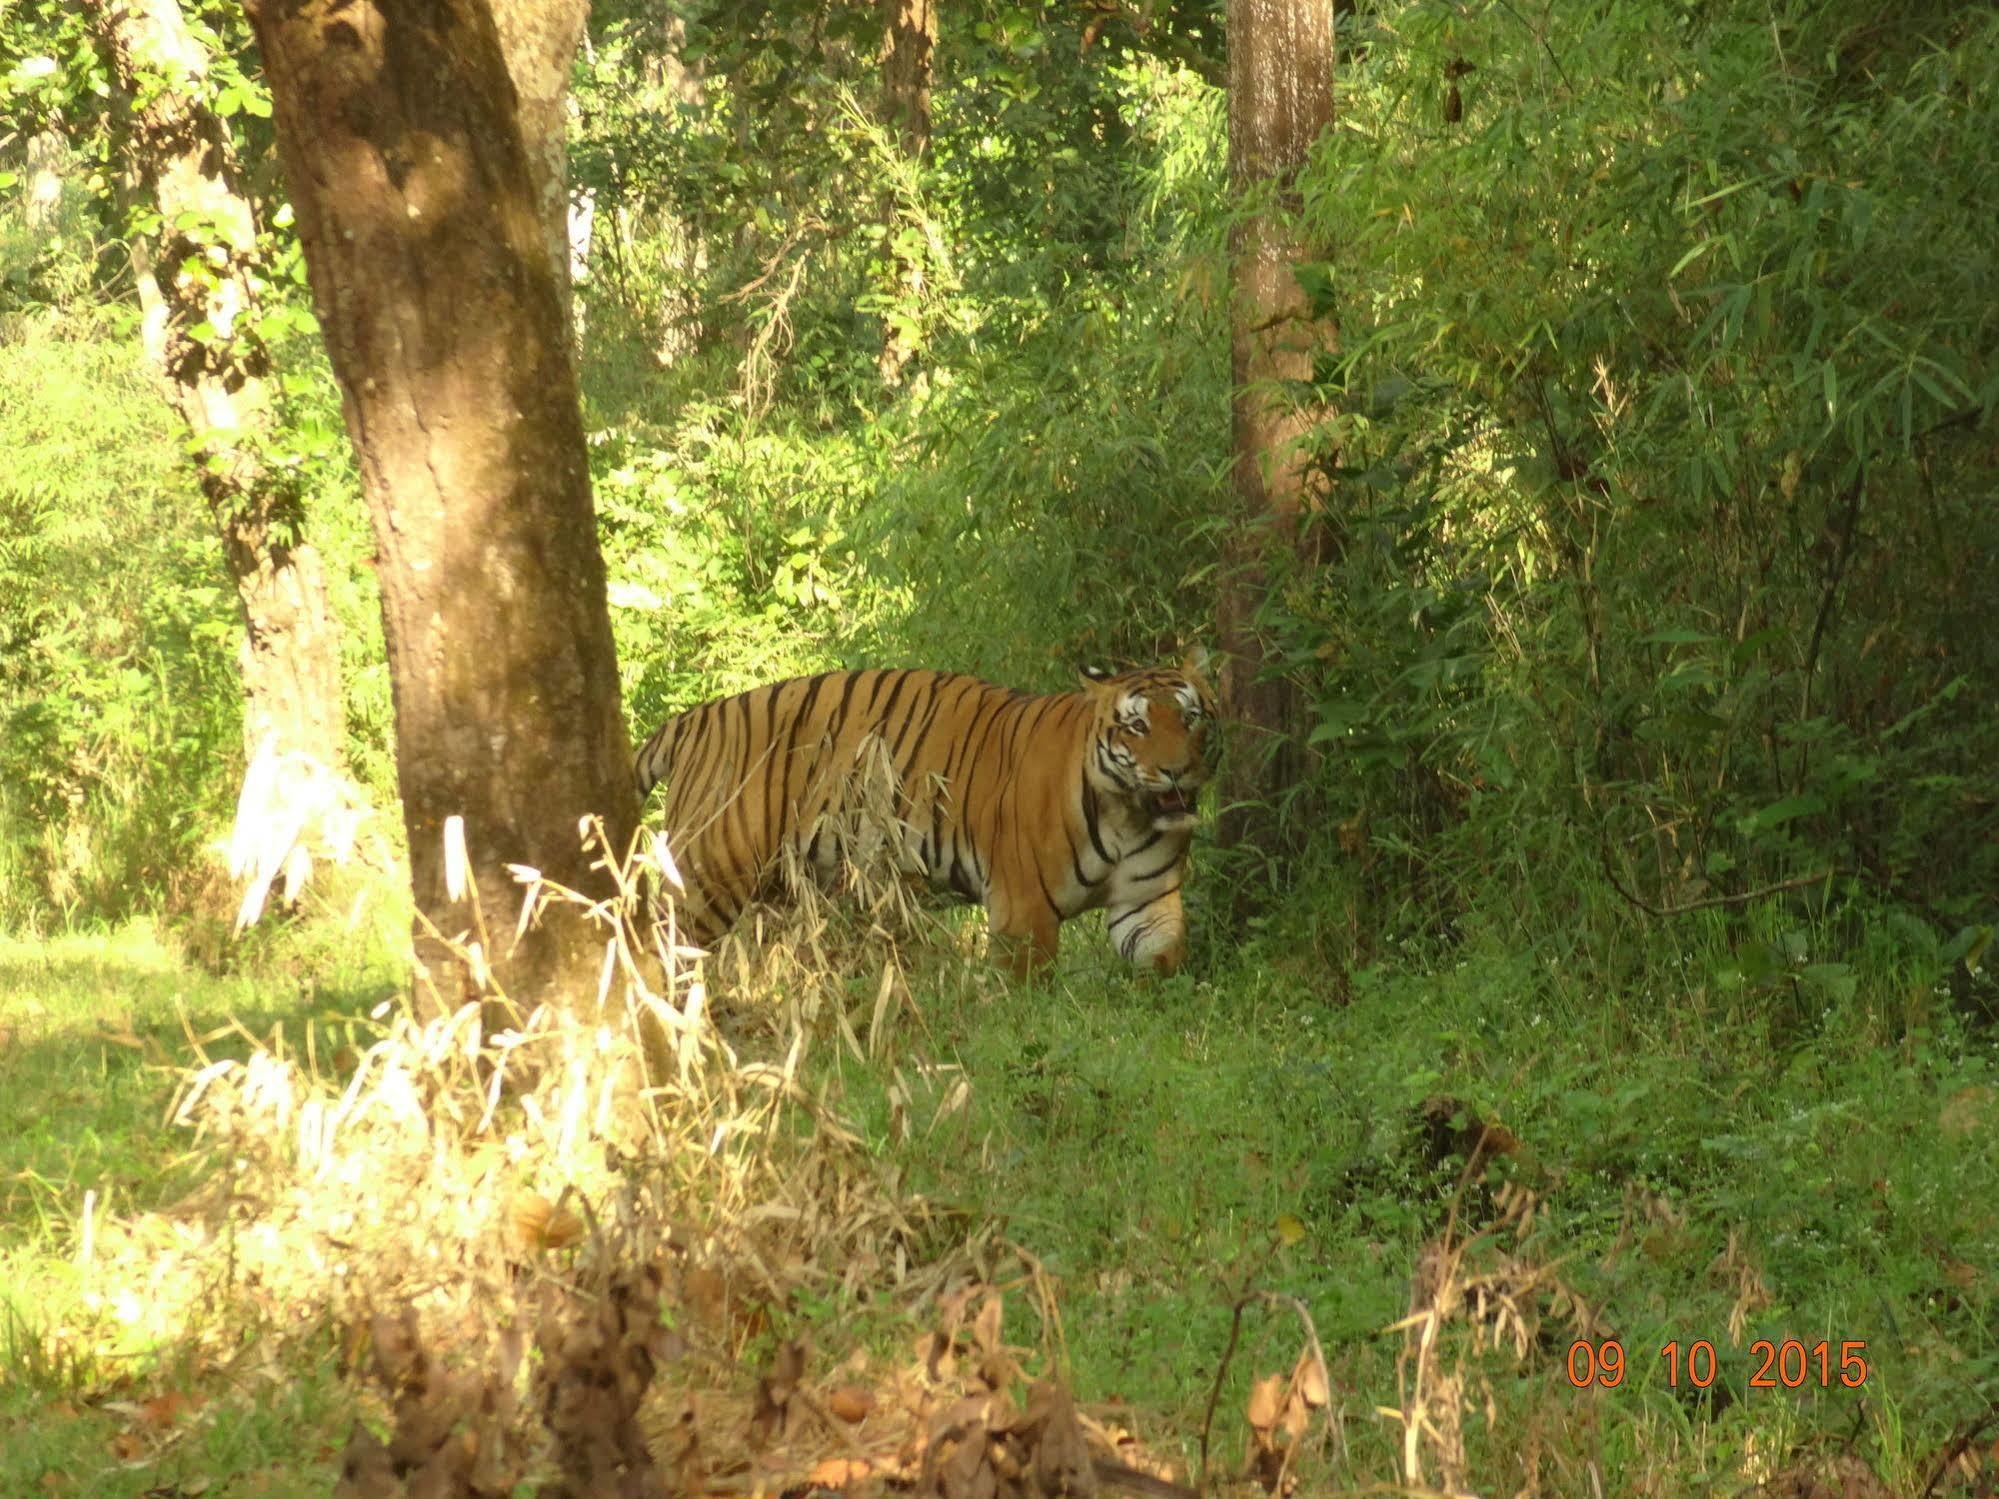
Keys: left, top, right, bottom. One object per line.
{"left": 1145, "top": 786, "right": 1199, "bottom": 824}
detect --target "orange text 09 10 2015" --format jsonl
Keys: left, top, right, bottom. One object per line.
{"left": 1563, "top": 1338, "right": 1871, "bottom": 1390}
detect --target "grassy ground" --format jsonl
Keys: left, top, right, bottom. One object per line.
{"left": 2, "top": 899, "right": 1995, "bottom": 1494}
{"left": 845, "top": 916, "right": 1999, "bottom": 1492}
{"left": 0, "top": 919, "right": 398, "bottom": 1497}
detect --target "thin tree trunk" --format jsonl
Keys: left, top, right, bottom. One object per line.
{"left": 876, "top": 0, "right": 936, "bottom": 386}
{"left": 881, "top": 0, "right": 936, "bottom": 153}
{"left": 24, "top": 129, "right": 66, "bottom": 229}
{"left": 644, "top": 19, "right": 708, "bottom": 367}
{"left": 86, "top": 0, "right": 348, "bottom": 793}
{"left": 1219, "top": 0, "right": 1336, "bottom": 864}
{"left": 242, "top": 0, "right": 639, "bottom": 1012}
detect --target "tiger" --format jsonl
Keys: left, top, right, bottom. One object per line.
{"left": 632, "top": 655, "right": 1217, "bottom": 977}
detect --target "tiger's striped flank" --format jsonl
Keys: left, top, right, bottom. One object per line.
{"left": 633, "top": 657, "right": 1217, "bottom": 977}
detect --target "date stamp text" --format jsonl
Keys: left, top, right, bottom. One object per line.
{"left": 1564, "top": 1338, "right": 1871, "bottom": 1390}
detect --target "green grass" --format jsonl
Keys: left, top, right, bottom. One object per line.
{"left": 0, "top": 919, "right": 398, "bottom": 1497}
{"left": 0, "top": 919, "right": 400, "bottom": 1237}
{"left": 3, "top": 889, "right": 1996, "bottom": 1492}
{"left": 807, "top": 908, "right": 1999, "bottom": 1491}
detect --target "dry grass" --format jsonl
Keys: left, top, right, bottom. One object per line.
{"left": 1381, "top": 1178, "right": 1595, "bottom": 1498}
{"left": 40, "top": 804, "right": 1200, "bottom": 1493}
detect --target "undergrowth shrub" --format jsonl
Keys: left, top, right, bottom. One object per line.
{"left": 581, "top": 53, "right": 1234, "bottom": 735}
{"left": 856, "top": 59, "right": 1232, "bottom": 684}
{"left": 0, "top": 305, "right": 239, "bottom": 927}
{"left": 0, "top": 194, "right": 386, "bottom": 933}
{"left": 1279, "top": 0, "right": 1999, "bottom": 973}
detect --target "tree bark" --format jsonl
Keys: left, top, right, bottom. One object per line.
{"left": 241, "top": 0, "right": 639, "bottom": 1012}
{"left": 24, "top": 129, "right": 66, "bottom": 230}
{"left": 641, "top": 18, "right": 708, "bottom": 367}
{"left": 85, "top": 0, "right": 348, "bottom": 789}
{"left": 1220, "top": 0, "right": 1336, "bottom": 863}
{"left": 488, "top": 0, "right": 588, "bottom": 328}
{"left": 880, "top": 0, "right": 936, "bottom": 155}
{"left": 876, "top": 0, "right": 936, "bottom": 386}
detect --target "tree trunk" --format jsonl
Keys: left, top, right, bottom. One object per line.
{"left": 1219, "top": 0, "right": 1336, "bottom": 864}
{"left": 643, "top": 19, "right": 708, "bottom": 367}
{"left": 85, "top": 0, "right": 348, "bottom": 792}
{"left": 876, "top": 0, "right": 936, "bottom": 386}
{"left": 24, "top": 129, "right": 66, "bottom": 230}
{"left": 242, "top": 0, "right": 639, "bottom": 1012}
{"left": 488, "top": 0, "right": 589, "bottom": 329}
{"left": 881, "top": 0, "right": 936, "bottom": 154}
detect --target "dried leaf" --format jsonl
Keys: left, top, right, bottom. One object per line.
{"left": 1244, "top": 1374, "right": 1285, "bottom": 1435}
{"left": 751, "top": 1337, "right": 808, "bottom": 1446}
{"left": 109, "top": 1429, "right": 149, "bottom": 1462}
{"left": 139, "top": 1390, "right": 198, "bottom": 1428}
{"left": 334, "top": 1419, "right": 398, "bottom": 1499}
{"left": 939, "top": 1420, "right": 996, "bottom": 1499}
{"left": 769, "top": 1337, "right": 807, "bottom": 1400}
{"left": 972, "top": 1292, "right": 1003, "bottom": 1357}
{"left": 1028, "top": 1383, "right": 1097, "bottom": 1497}
{"left": 685, "top": 1263, "right": 729, "bottom": 1330}
{"left": 509, "top": 1191, "right": 583, "bottom": 1252}
{"left": 1278, "top": 1386, "right": 1311, "bottom": 1444}
{"left": 809, "top": 1455, "right": 879, "bottom": 1486}
{"left": 1292, "top": 1348, "right": 1330, "bottom": 1408}
{"left": 917, "top": 1328, "right": 958, "bottom": 1382}
{"left": 828, "top": 1384, "right": 877, "bottom": 1423}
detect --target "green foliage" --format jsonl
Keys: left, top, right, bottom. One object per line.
{"left": 575, "top": 28, "right": 1232, "bottom": 722}
{"left": 0, "top": 0, "right": 387, "bottom": 927}
{"left": 821, "top": 932, "right": 1999, "bottom": 1488}
{"left": 857, "top": 58, "right": 1231, "bottom": 681}
{"left": 1284, "top": 0, "right": 1999, "bottom": 950}
{"left": 0, "top": 308, "right": 240, "bottom": 925}
{"left": 0, "top": 192, "right": 386, "bottom": 927}
{"left": 1, "top": 1, "right": 1996, "bottom": 1487}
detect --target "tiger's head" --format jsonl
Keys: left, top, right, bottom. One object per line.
{"left": 1079, "top": 651, "right": 1218, "bottom": 832}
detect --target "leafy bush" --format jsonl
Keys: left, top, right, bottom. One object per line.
{"left": 1283, "top": 0, "right": 1999, "bottom": 958}
{"left": 0, "top": 306, "right": 239, "bottom": 925}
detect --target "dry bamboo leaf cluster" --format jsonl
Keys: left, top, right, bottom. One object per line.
{"left": 1241, "top": 1345, "right": 1332, "bottom": 1496}
{"left": 51, "top": 824, "right": 1010, "bottom": 1491}
{"left": 1384, "top": 1182, "right": 1594, "bottom": 1497}
{"left": 725, "top": 735, "right": 964, "bottom": 999}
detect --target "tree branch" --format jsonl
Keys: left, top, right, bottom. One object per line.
{"left": 1599, "top": 837, "right": 1838, "bottom": 918}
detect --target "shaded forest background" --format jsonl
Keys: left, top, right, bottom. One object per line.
{"left": 3, "top": 0, "right": 1998, "bottom": 1493}
{"left": 5, "top": 0, "right": 1994, "bottom": 962}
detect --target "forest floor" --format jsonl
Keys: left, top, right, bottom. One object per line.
{"left": 2, "top": 902, "right": 1996, "bottom": 1497}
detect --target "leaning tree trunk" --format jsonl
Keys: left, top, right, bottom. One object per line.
{"left": 1219, "top": 0, "right": 1336, "bottom": 866}
{"left": 876, "top": 0, "right": 936, "bottom": 386}
{"left": 86, "top": 0, "right": 348, "bottom": 797}
{"left": 242, "top": 0, "right": 639, "bottom": 1013}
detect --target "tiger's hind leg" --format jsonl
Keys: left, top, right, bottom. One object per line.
{"left": 643, "top": 834, "right": 751, "bottom": 962}
{"left": 985, "top": 891, "right": 1060, "bottom": 981}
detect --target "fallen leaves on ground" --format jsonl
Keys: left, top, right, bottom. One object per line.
{"left": 326, "top": 1276, "right": 1195, "bottom": 1499}
{"left": 639, "top": 1286, "right": 1194, "bottom": 1498}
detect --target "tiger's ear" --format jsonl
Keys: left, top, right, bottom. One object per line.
{"left": 1077, "top": 665, "right": 1117, "bottom": 693}
{"left": 1179, "top": 645, "right": 1213, "bottom": 679}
